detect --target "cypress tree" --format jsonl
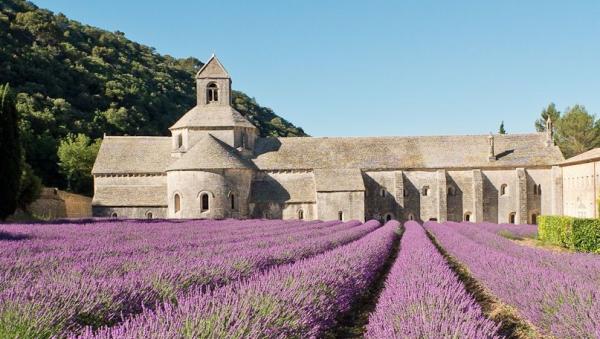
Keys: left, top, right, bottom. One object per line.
{"left": 0, "top": 84, "right": 22, "bottom": 220}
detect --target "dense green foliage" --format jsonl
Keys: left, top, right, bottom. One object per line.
{"left": 538, "top": 215, "right": 600, "bottom": 253}
{"left": 0, "top": 84, "right": 22, "bottom": 220}
{"left": 0, "top": 0, "right": 306, "bottom": 193}
{"left": 535, "top": 103, "right": 600, "bottom": 159}
{"left": 57, "top": 133, "right": 101, "bottom": 195}
{"left": 17, "top": 161, "right": 42, "bottom": 211}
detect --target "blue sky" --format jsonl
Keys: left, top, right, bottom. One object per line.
{"left": 34, "top": 0, "right": 600, "bottom": 137}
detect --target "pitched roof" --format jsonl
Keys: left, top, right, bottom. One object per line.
{"left": 252, "top": 133, "right": 564, "bottom": 170}
{"left": 167, "top": 134, "right": 254, "bottom": 171}
{"left": 314, "top": 168, "right": 365, "bottom": 191}
{"left": 92, "top": 136, "right": 173, "bottom": 174}
{"left": 561, "top": 148, "right": 600, "bottom": 165}
{"left": 92, "top": 185, "right": 167, "bottom": 206}
{"left": 250, "top": 174, "right": 316, "bottom": 203}
{"left": 196, "top": 54, "right": 229, "bottom": 79}
{"left": 169, "top": 105, "right": 256, "bottom": 130}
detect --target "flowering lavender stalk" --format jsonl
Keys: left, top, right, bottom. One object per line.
{"left": 449, "top": 221, "right": 537, "bottom": 239}
{"left": 0, "top": 219, "right": 379, "bottom": 337}
{"left": 425, "top": 221, "right": 600, "bottom": 338}
{"left": 365, "top": 221, "right": 500, "bottom": 339}
{"left": 80, "top": 220, "right": 400, "bottom": 339}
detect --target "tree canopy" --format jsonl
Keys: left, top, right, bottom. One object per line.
{"left": 0, "top": 0, "right": 307, "bottom": 194}
{"left": 535, "top": 103, "right": 600, "bottom": 159}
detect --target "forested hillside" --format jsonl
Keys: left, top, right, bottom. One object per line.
{"left": 0, "top": 0, "right": 306, "bottom": 193}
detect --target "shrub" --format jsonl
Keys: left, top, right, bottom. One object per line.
{"left": 538, "top": 215, "right": 600, "bottom": 252}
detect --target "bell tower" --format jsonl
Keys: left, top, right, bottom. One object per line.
{"left": 169, "top": 54, "right": 258, "bottom": 155}
{"left": 196, "top": 54, "right": 232, "bottom": 107}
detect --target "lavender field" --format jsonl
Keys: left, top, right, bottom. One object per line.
{"left": 1, "top": 218, "right": 598, "bottom": 338}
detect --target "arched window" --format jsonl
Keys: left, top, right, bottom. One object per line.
{"left": 146, "top": 211, "right": 153, "bottom": 219}
{"left": 533, "top": 184, "right": 542, "bottom": 196}
{"left": 206, "top": 83, "right": 218, "bottom": 103}
{"left": 407, "top": 213, "right": 415, "bottom": 221}
{"left": 379, "top": 188, "right": 386, "bottom": 197}
{"left": 298, "top": 209, "right": 304, "bottom": 220}
{"left": 338, "top": 211, "right": 344, "bottom": 221}
{"left": 447, "top": 186, "right": 456, "bottom": 196}
{"left": 176, "top": 134, "right": 183, "bottom": 149}
{"left": 403, "top": 189, "right": 409, "bottom": 197}
{"left": 385, "top": 213, "right": 393, "bottom": 222}
{"left": 531, "top": 213, "right": 538, "bottom": 225}
{"left": 422, "top": 186, "right": 430, "bottom": 196}
{"left": 174, "top": 194, "right": 181, "bottom": 213}
{"left": 230, "top": 193, "right": 236, "bottom": 210}
{"left": 200, "top": 193, "right": 210, "bottom": 212}
{"left": 464, "top": 212, "right": 471, "bottom": 222}
{"left": 509, "top": 212, "right": 516, "bottom": 224}
{"left": 111, "top": 212, "right": 118, "bottom": 219}
{"left": 500, "top": 184, "right": 508, "bottom": 196}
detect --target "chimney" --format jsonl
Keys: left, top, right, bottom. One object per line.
{"left": 488, "top": 133, "right": 496, "bottom": 162}
{"left": 545, "top": 116, "right": 554, "bottom": 147}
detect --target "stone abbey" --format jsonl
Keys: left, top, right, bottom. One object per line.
{"left": 92, "top": 55, "right": 600, "bottom": 223}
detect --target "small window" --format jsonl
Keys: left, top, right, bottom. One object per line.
{"left": 338, "top": 211, "right": 343, "bottom": 221}
{"left": 298, "top": 209, "right": 304, "bottom": 220}
{"left": 146, "top": 211, "right": 153, "bottom": 219}
{"left": 500, "top": 184, "right": 508, "bottom": 196}
{"left": 531, "top": 213, "right": 538, "bottom": 225}
{"left": 422, "top": 186, "right": 430, "bottom": 196}
{"left": 206, "top": 83, "right": 218, "bottom": 103}
{"left": 509, "top": 212, "right": 516, "bottom": 224}
{"left": 201, "top": 193, "right": 210, "bottom": 212}
{"left": 385, "top": 213, "right": 393, "bottom": 222}
{"left": 230, "top": 193, "right": 236, "bottom": 210}
{"left": 174, "top": 194, "right": 181, "bottom": 213}
{"left": 111, "top": 212, "right": 118, "bottom": 219}
{"left": 379, "top": 188, "right": 386, "bottom": 197}
{"left": 447, "top": 186, "right": 456, "bottom": 196}
{"left": 403, "top": 189, "right": 409, "bottom": 197}
{"left": 176, "top": 134, "right": 183, "bottom": 149}
{"left": 464, "top": 212, "right": 471, "bottom": 222}
{"left": 533, "top": 184, "right": 542, "bottom": 196}
{"left": 407, "top": 213, "right": 415, "bottom": 221}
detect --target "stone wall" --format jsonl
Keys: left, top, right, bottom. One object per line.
{"left": 562, "top": 161, "right": 598, "bottom": 218}
{"left": 28, "top": 187, "right": 92, "bottom": 219}
{"left": 316, "top": 191, "right": 364, "bottom": 222}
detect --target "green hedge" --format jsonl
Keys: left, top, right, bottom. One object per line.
{"left": 538, "top": 215, "right": 600, "bottom": 253}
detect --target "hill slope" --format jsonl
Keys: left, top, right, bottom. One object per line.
{"left": 0, "top": 0, "right": 307, "bottom": 188}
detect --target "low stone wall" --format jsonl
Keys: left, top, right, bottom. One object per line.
{"left": 27, "top": 188, "right": 92, "bottom": 219}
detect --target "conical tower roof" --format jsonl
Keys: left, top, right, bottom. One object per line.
{"left": 167, "top": 134, "right": 254, "bottom": 171}
{"left": 169, "top": 105, "right": 256, "bottom": 130}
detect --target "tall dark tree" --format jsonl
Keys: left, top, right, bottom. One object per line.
{"left": 535, "top": 103, "right": 561, "bottom": 132}
{"left": 0, "top": 84, "right": 22, "bottom": 220}
{"left": 498, "top": 121, "right": 506, "bottom": 134}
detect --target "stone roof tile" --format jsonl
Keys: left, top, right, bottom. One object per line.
{"left": 93, "top": 185, "right": 167, "bottom": 206}
{"left": 314, "top": 168, "right": 365, "bottom": 191}
{"left": 252, "top": 133, "right": 564, "bottom": 170}
{"left": 92, "top": 136, "right": 173, "bottom": 174}
{"left": 167, "top": 134, "right": 254, "bottom": 171}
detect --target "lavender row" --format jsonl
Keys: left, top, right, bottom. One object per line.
{"left": 461, "top": 221, "right": 538, "bottom": 239}
{"left": 0, "top": 219, "right": 378, "bottom": 337}
{"left": 79, "top": 220, "right": 400, "bottom": 339}
{"left": 365, "top": 221, "right": 500, "bottom": 338}
{"left": 425, "top": 221, "right": 600, "bottom": 338}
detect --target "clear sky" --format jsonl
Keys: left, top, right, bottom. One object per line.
{"left": 33, "top": 0, "right": 600, "bottom": 137}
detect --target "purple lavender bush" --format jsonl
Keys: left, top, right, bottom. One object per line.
{"left": 425, "top": 221, "right": 600, "bottom": 338}
{"left": 365, "top": 221, "right": 500, "bottom": 339}
{"left": 78, "top": 220, "right": 400, "bottom": 338}
{"left": 0, "top": 219, "right": 380, "bottom": 337}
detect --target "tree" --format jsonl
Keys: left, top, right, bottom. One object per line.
{"left": 535, "top": 103, "right": 561, "bottom": 132}
{"left": 555, "top": 105, "right": 600, "bottom": 159}
{"left": 499, "top": 121, "right": 506, "bottom": 134}
{"left": 57, "top": 133, "right": 101, "bottom": 195}
{"left": 0, "top": 84, "right": 22, "bottom": 220}
{"left": 17, "top": 162, "right": 42, "bottom": 211}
